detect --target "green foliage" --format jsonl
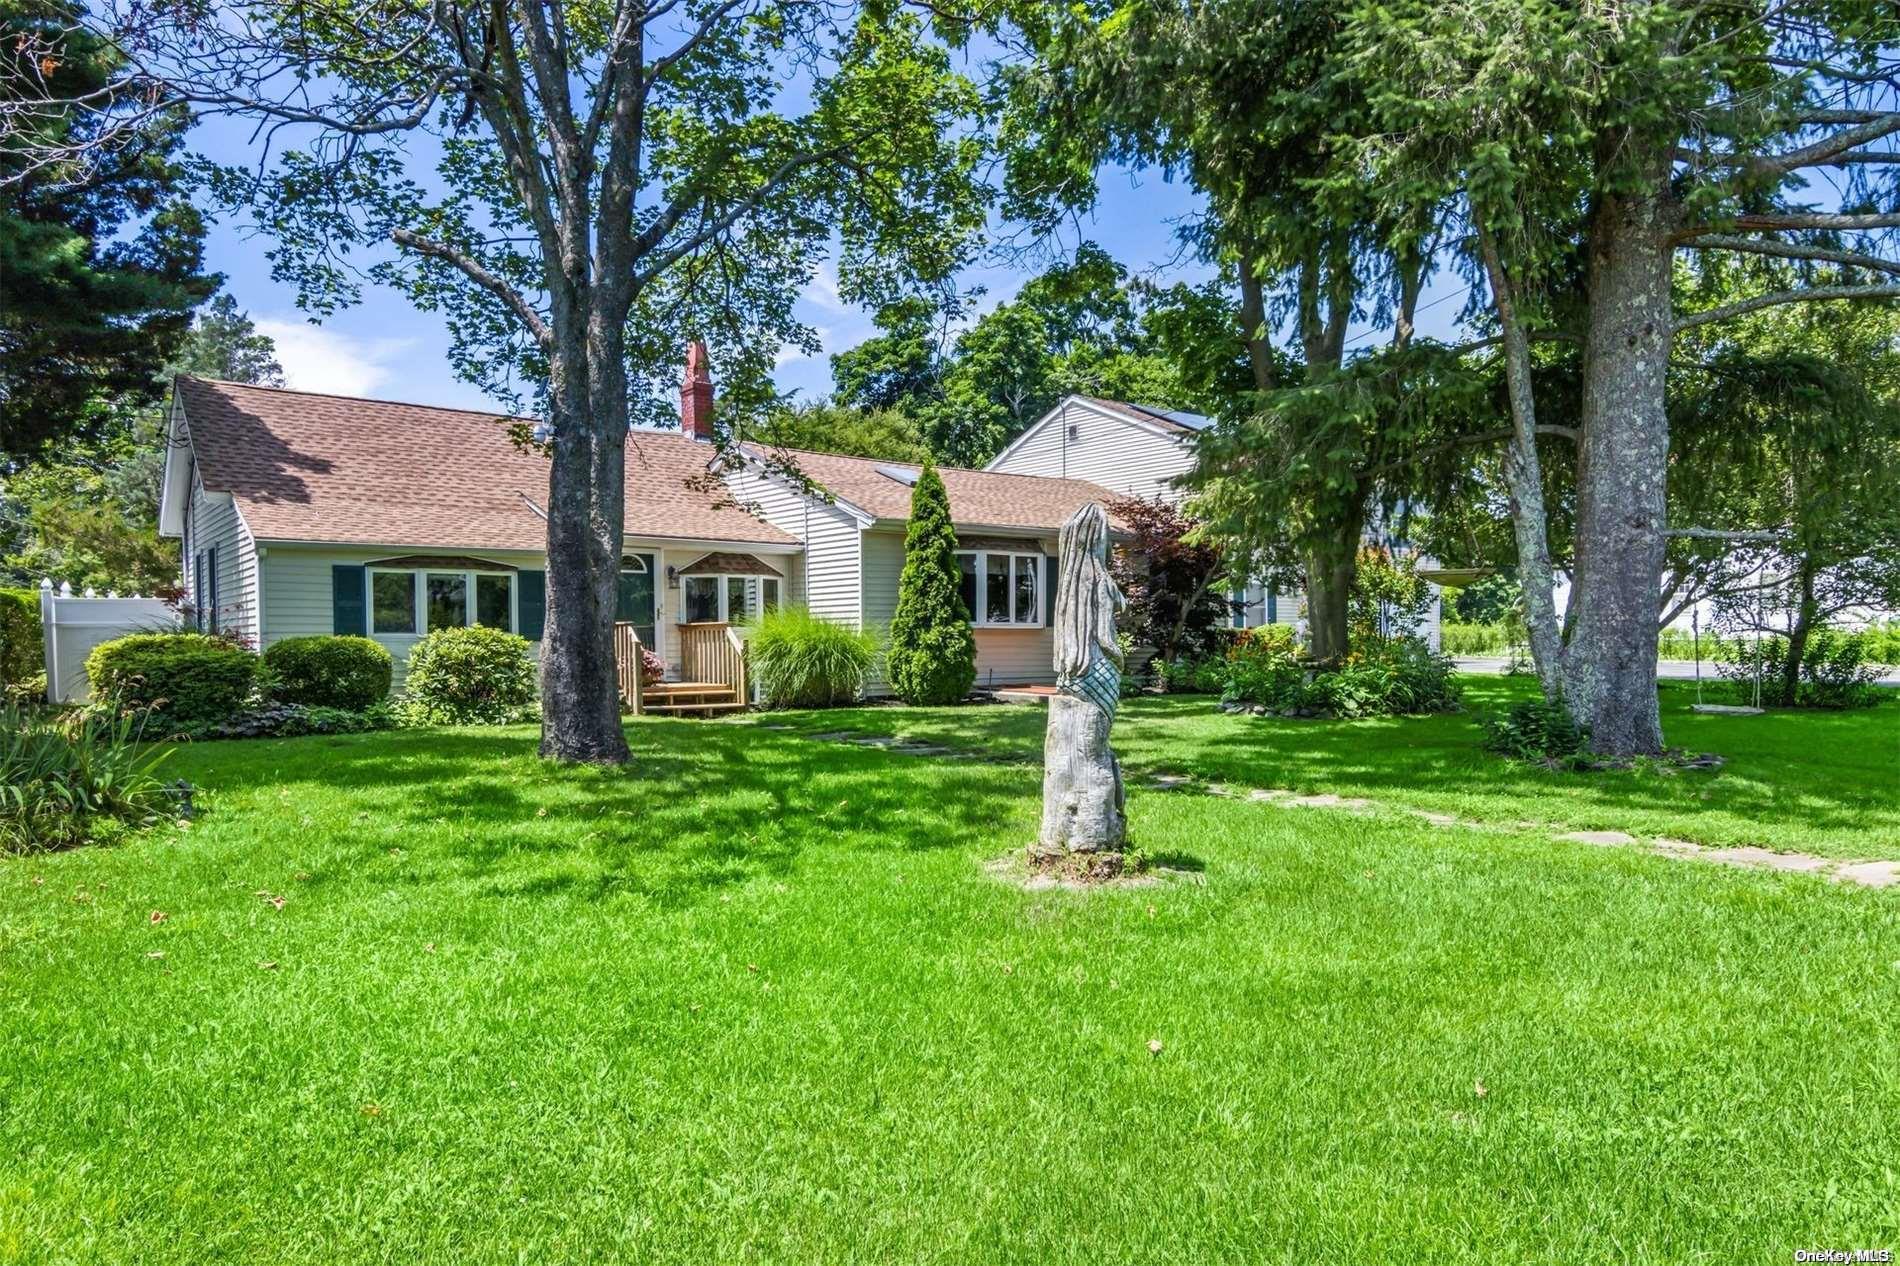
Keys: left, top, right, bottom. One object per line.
{"left": 0, "top": 702, "right": 175, "bottom": 853}
{"left": 85, "top": 632, "right": 257, "bottom": 735}
{"left": 886, "top": 465, "right": 976, "bottom": 705}
{"left": 0, "top": 587, "right": 40, "bottom": 685}
{"left": 1349, "top": 545, "right": 1433, "bottom": 648}
{"left": 1717, "top": 631, "right": 1883, "bottom": 711}
{"left": 1450, "top": 574, "right": 1522, "bottom": 625}
{"left": 1223, "top": 636, "right": 1460, "bottom": 719}
{"left": 744, "top": 606, "right": 880, "bottom": 709}
{"left": 0, "top": 1, "right": 213, "bottom": 460}
{"left": 165, "top": 294, "right": 284, "bottom": 386}
{"left": 261, "top": 636, "right": 394, "bottom": 711}
{"left": 396, "top": 626, "right": 538, "bottom": 726}
{"left": 1482, "top": 697, "right": 1591, "bottom": 765}
{"left": 749, "top": 401, "right": 929, "bottom": 463}
{"left": 198, "top": 702, "right": 396, "bottom": 741}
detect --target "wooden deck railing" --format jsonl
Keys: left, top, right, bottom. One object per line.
{"left": 678, "top": 621, "right": 748, "bottom": 703}
{"left": 613, "top": 622, "right": 646, "bottom": 715}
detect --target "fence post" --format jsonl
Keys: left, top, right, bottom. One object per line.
{"left": 39, "top": 578, "right": 56, "bottom": 703}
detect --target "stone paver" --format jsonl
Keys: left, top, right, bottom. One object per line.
{"left": 778, "top": 724, "right": 1894, "bottom": 892}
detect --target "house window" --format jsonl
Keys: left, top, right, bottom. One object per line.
{"left": 955, "top": 550, "right": 1043, "bottom": 627}
{"left": 370, "top": 566, "right": 515, "bottom": 636}
{"left": 679, "top": 573, "right": 782, "bottom": 623}
{"left": 372, "top": 571, "right": 418, "bottom": 634}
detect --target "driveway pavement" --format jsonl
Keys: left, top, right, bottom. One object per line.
{"left": 1451, "top": 656, "right": 1900, "bottom": 687}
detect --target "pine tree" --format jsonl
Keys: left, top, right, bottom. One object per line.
{"left": 887, "top": 464, "right": 976, "bottom": 704}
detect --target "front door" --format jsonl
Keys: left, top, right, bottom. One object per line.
{"left": 616, "top": 554, "right": 656, "bottom": 648}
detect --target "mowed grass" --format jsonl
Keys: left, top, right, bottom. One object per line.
{"left": 754, "top": 678, "right": 1900, "bottom": 860}
{"left": 0, "top": 707, "right": 1895, "bottom": 1263}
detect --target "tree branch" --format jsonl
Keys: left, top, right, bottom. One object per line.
{"left": 1673, "top": 283, "right": 1900, "bottom": 332}
{"left": 1748, "top": 111, "right": 1900, "bottom": 177}
{"left": 390, "top": 228, "right": 551, "bottom": 348}
{"left": 1681, "top": 234, "right": 1900, "bottom": 276}
{"left": 1663, "top": 527, "right": 1786, "bottom": 541}
{"left": 1730, "top": 212, "right": 1900, "bottom": 232}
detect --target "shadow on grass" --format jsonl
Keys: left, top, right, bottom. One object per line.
{"left": 166, "top": 716, "right": 1038, "bottom": 908}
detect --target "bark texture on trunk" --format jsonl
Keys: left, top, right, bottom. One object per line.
{"left": 1778, "top": 559, "right": 1818, "bottom": 707}
{"left": 1477, "top": 223, "right": 1567, "bottom": 701}
{"left": 1565, "top": 189, "right": 1675, "bottom": 756}
{"left": 1303, "top": 517, "right": 1359, "bottom": 663}
{"left": 1041, "top": 503, "right": 1127, "bottom": 853}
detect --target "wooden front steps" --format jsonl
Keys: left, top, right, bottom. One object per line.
{"left": 641, "top": 681, "right": 744, "bottom": 714}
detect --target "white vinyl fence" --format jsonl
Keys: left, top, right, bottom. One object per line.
{"left": 39, "top": 580, "right": 181, "bottom": 703}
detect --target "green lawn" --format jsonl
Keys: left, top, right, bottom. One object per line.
{"left": 3, "top": 696, "right": 1898, "bottom": 1262}
{"left": 754, "top": 678, "right": 1900, "bottom": 860}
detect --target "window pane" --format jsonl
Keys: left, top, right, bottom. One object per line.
{"left": 372, "top": 572, "right": 416, "bottom": 634}
{"left": 761, "top": 577, "right": 780, "bottom": 613}
{"left": 683, "top": 576, "right": 719, "bottom": 623}
{"left": 726, "top": 576, "right": 747, "bottom": 622}
{"left": 475, "top": 573, "right": 513, "bottom": 630}
{"left": 1014, "top": 555, "right": 1038, "bottom": 624}
{"left": 616, "top": 569, "right": 653, "bottom": 624}
{"left": 957, "top": 554, "right": 977, "bottom": 623}
{"left": 986, "top": 554, "right": 1011, "bottom": 624}
{"left": 426, "top": 573, "right": 467, "bottom": 631}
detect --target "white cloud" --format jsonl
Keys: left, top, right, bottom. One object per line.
{"left": 800, "top": 261, "right": 852, "bottom": 316}
{"left": 775, "top": 325, "right": 833, "bottom": 368}
{"left": 253, "top": 318, "right": 418, "bottom": 398}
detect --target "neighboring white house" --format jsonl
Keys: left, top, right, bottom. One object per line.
{"left": 987, "top": 395, "right": 1447, "bottom": 647}
{"left": 156, "top": 356, "right": 1122, "bottom": 705}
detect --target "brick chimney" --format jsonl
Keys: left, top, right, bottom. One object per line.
{"left": 681, "top": 340, "right": 714, "bottom": 441}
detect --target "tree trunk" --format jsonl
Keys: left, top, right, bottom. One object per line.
{"left": 1041, "top": 694, "right": 1126, "bottom": 851}
{"left": 1564, "top": 188, "right": 1675, "bottom": 756}
{"left": 1304, "top": 505, "right": 1361, "bottom": 662}
{"left": 1476, "top": 222, "right": 1566, "bottom": 701}
{"left": 1778, "top": 557, "right": 1818, "bottom": 707}
{"left": 538, "top": 353, "right": 632, "bottom": 764}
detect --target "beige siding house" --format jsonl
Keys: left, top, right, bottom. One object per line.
{"left": 158, "top": 367, "right": 1119, "bottom": 701}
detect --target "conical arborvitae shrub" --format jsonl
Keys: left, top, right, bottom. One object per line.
{"left": 886, "top": 463, "right": 977, "bottom": 704}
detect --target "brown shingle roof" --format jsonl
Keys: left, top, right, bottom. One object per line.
{"left": 175, "top": 377, "right": 796, "bottom": 550}
{"left": 746, "top": 445, "right": 1124, "bottom": 533}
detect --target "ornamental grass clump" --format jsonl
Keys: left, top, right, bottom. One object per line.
{"left": 0, "top": 704, "right": 176, "bottom": 853}
{"left": 744, "top": 606, "right": 878, "bottom": 708}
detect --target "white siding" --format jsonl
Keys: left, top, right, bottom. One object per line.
{"left": 859, "top": 529, "right": 905, "bottom": 693}
{"left": 986, "top": 399, "right": 1195, "bottom": 502}
{"left": 723, "top": 464, "right": 863, "bottom": 626}
{"left": 972, "top": 627, "right": 1056, "bottom": 688}
{"left": 183, "top": 471, "right": 258, "bottom": 647}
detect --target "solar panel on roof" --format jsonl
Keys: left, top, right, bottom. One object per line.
{"left": 1120, "top": 401, "right": 1212, "bottom": 431}
{"left": 875, "top": 465, "right": 920, "bottom": 486}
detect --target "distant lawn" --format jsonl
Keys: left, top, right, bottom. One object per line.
{"left": 2, "top": 705, "right": 1897, "bottom": 1262}
{"left": 751, "top": 678, "right": 1900, "bottom": 860}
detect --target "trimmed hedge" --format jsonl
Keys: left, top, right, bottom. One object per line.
{"left": 396, "top": 625, "right": 537, "bottom": 725}
{"left": 85, "top": 632, "right": 257, "bottom": 734}
{"left": 746, "top": 606, "right": 879, "bottom": 708}
{"left": 262, "top": 635, "right": 393, "bottom": 710}
{"left": 0, "top": 588, "right": 40, "bottom": 688}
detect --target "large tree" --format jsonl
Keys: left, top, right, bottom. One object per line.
{"left": 2, "top": 1, "right": 988, "bottom": 762}
{"left": 1343, "top": 0, "right": 1900, "bottom": 754}
{"left": 0, "top": 0, "right": 212, "bottom": 463}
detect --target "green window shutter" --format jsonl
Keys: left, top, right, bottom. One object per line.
{"left": 332, "top": 565, "right": 366, "bottom": 636}
{"left": 519, "top": 569, "right": 546, "bottom": 641}
{"left": 1045, "top": 554, "right": 1058, "bottom": 625}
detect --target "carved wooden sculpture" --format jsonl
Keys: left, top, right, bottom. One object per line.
{"left": 1040, "top": 501, "right": 1127, "bottom": 853}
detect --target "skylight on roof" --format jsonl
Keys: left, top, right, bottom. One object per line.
{"left": 875, "top": 465, "right": 920, "bottom": 486}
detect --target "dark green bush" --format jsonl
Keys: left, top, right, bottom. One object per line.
{"left": 1223, "top": 636, "right": 1460, "bottom": 719}
{"left": 886, "top": 464, "right": 976, "bottom": 705}
{"left": 1717, "top": 630, "right": 1884, "bottom": 709}
{"left": 396, "top": 625, "right": 538, "bottom": 725}
{"left": 200, "top": 702, "right": 395, "bottom": 740}
{"left": 0, "top": 588, "right": 40, "bottom": 688}
{"left": 1, "top": 703, "right": 177, "bottom": 852}
{"left": 746, "top": 606, "right": 879, "bottom": 708}
{"left": 86, "top": 632, "right": 257, "bottom": 734}
{"left": 1482, "top": 696, "right": 1591, "bottom": 764}
{"left": 262, "top": 635, "right": 393, "bottom": 709}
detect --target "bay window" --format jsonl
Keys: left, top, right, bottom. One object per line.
{"left": 955, "top": 549, "right": 1043, "bottom": 627}
{"left": 679, "top": 572, "right": 782, "bottom": 623}
{"left": 369, "top": 565, "right": 514, "bottom": 636}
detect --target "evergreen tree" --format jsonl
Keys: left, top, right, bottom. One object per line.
{"left": 886, "top": 464, "right": 975, "bottom": 705}
{"left": 167, "top": 295, "right": 285, "bottom": 386}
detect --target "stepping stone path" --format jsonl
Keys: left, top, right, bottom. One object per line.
{"left": 778, "top": 726, "right": 1898, "bottom": 891}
